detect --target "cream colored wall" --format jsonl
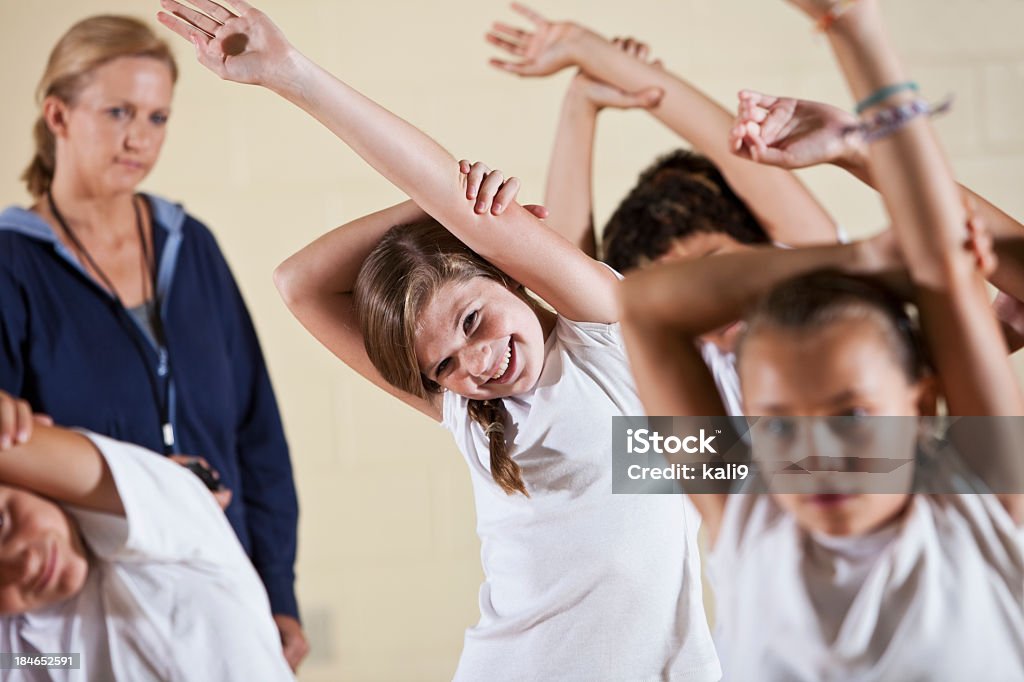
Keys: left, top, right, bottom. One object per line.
{"left": 2, "top": 1, "right": 1023, "bottom": 680}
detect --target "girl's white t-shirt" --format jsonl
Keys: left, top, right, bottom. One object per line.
{"left": 444, "top": 317, "right": 720, "bottom": 682}
{"left": 708, "top": 493, "right": 1024, "bottom": 681}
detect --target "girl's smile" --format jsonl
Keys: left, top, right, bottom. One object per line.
{"left": 415, "top": 277, "right": 547, "bottom": 401}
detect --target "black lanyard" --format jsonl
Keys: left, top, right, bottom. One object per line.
{"left": 46, "top": 191, "right": 177, "bottom": 454}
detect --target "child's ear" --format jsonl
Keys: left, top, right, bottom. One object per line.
{"left": 914, "top": 374, "right": 939, "bottom": 416}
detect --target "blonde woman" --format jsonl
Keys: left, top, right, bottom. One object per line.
{"left": 0, "top": 15, "right": 306, "bottom": 667}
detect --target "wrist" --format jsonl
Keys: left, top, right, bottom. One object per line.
{"left": 833, "top": 133, "right": 869, "bottom": 174}
{"left": 824, "top": 0, "right": 883, "bottom": 43}
{"left": 265, "top": 46, "right": 311, "bottom": 96}
{"left": 565, "top": 77, "right": 601, "bottom": 114}
{"left": 564, "top": 24, "right": 605, "bottom": 71}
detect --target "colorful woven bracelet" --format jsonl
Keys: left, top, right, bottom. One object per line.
{"left": 844, "top": 96, "right": 953, "bottom": 143}
{"left": 816, "top": 0, "right": 861, "bottom": 32}
{"left": 855, "top": 81, "right": 920, "bottom": 115}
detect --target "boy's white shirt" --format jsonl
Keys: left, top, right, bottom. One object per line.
{"left": 1, "top": 433, "right": 294, "bottom": 682}
{"left": 444, "top": 316, "right": 720, "bottom": 682}
{"left": 709, "top": 492, "right": 1024, "bottom": 681}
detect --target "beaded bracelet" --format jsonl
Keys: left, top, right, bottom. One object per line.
{"left": 816, "top": 0, "right": 861, "bottom": 32}
{"left": 843, "top": 97, "right": 953, "bottom": 143}
{"left": 855, "top": 81, "right": 920, "bottom": 115}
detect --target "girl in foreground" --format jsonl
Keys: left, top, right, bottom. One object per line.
{"left": 620, "top": 0, "right": 1023, "bottom": 679}
{"left": 0, "top": 391, "right": 293, "bottom": 681}
{"left": 157, "top": 1, "right": 719, "bottom": 679}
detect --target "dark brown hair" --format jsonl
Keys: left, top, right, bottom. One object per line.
{"left": 601, "top": 149, "right": 769, "bottom": 273}
{"left": 738, "top": 270, "right": 929, "bottom": 383}
{"left": 354, "top": 219, "right": 531, "bottom": 496}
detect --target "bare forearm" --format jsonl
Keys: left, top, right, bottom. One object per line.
{"left": 275, "top": 200, "right": 426, "bottom": 305}
{"left": 838, "top": 152, "right": 1024, "bottom": 298}
{"left": 825, "top": 0, "right": 1022, "bottom": 413}
{"left": 1, "top": 427, "right": 123, "bottom": 515}
{"left": 567, "top": 29, "right": 835, "bottom": 243}
{"left": 544, "top": 85, "right": 599, "bottom": 257}
{"left": 826, "top": 3, "right": 967, "bottom": 285}
{"left": 266, "top": 54, "right": 472, "bottom": 239}
{"left": 623, "top": 240, "right": 876, "bottom": 337}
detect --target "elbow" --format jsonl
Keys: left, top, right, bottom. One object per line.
{"left": 273, "top": 259, "right": 302, "bottom": 309}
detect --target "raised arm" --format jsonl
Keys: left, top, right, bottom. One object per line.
{"left": 542, "top": 40, "right": 663, "bottom": 258}
{"left": 488, "top": 4, "right": 838, "bottom": 246}
{"left": 619, "top": 235, "right": 894, "bottom": 539}
{"left": 0, "top": 392, "right": 122, "bottom": 515}
{"left": 791, "top": 0, "right": 1023, "bottom": 416}
{"left": 274, "top": 200, "right": 441, "bottom": 420}
{"left": 731, "top": 89, "right": 1024, "bottom": 312}
{"left": 158, "top": 0, "right": 617, "bottom": 325}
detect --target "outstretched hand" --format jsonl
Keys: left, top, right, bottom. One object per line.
{"left": 459, "top": 161, "right": 548, "bottom": 218}
{"left": 487, "top": 3, "right": 582, "bottom": 77}
{"left": 157, "top": 0, "right": 296, "bottom": 88}
{"left": 730, "top": 90, "right": 863, "bottom": 170}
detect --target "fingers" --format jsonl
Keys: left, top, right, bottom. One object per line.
{"left": 488, "top": 58, "right": 531, "bottom": 75}
{"left": 156, "top": 9, "right": 214, "bottom": 45}
{"left": 464, "top": 161, "right": 491, "bottom": 200}
{"left": 491, "top": 176, "right": 521, "bottom": 214}
{"left": 159, "top": 0, "right": 220, "bottom": 36}
{"left": 524, "top": 204, "right": 550, "bottom": 219}
{"left": 279, "top": 625, "right": 311, "bottom": 671}
{"left": 738, "top": 89, "right": 779, "bottom": 109}
{"left": 510, "top": 2, "right": 547, "bottom": 26}
{"left": 460, "top": 161, "right": 532, "bottom": 216}
{"left": 222, "top": 0, "right": 253, "bottom": 12}
{"left": 186, "top": 0, "right": 238, "bottom": 23}
{"left": 965, "top": 214, "right": 997, "bottom": 276}
{"left": 32, "top": 413, "right": 54, "bottom": 427}
{"left": 483, "top": 29, "right": 524, "bottom": 56}
{"left": 493, "top": 22, "right": 530, "bottom": 41}
{"left": 213, "top": 487, "right": 233, "bottom": 510}
{"left": 612, "top": 37, "right": 653, "bottom": 63}
{"left": 476, "top": 170, "right": 507, "bottom": 213}
{"left": 730, "top": 122, "right": 750, "bottom": 155}
{"left": 0, "top": 393, "right": 35, "bottom": 450}
{"left": 759, "top": 100, "right": 795, "bottom": 145}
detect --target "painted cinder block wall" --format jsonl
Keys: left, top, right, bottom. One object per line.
{"left": 2, "top": 1, "right": 1022, "bottom": 679}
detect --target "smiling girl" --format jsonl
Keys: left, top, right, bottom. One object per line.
{"left": 155, "top": 0, "right": 720, "bottom": 678}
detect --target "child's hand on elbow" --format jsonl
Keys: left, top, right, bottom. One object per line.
{"left": 730, "top": 90, "right": 864, "bottom": 170}
{"left": 569, "top": 37, "right": 664, "bottom": 112}
{"left": 0, "top": 391, "right": 52, "bottom": 451}
{"left": 458, "top": 160, "right": 548, "bottom": 219}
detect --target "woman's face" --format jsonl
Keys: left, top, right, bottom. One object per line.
{"left": 738, "top": 316, "right": 931, "bottom": 536}
{"left": 0, "top": 486, "right": 89, "bottom": 615}
{"left": 415, "top": 277, "right": 547, "bottom": 401}
{"left": 52, "top": 56, "right": 174, "bottom": 196}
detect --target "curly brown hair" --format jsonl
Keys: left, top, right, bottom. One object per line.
{"left": 601, "top": 149, "right": 770, "bottom": 273}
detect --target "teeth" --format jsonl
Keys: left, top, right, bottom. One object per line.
{"left": 491, "top": 343, "right": 512, "bottom": 380}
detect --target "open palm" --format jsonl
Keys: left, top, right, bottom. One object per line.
{"left": 487, "top": 3, "right": 581, "bottom": 77}
{"left": 157, "top": 0, "right": 294, "bottom": 87}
